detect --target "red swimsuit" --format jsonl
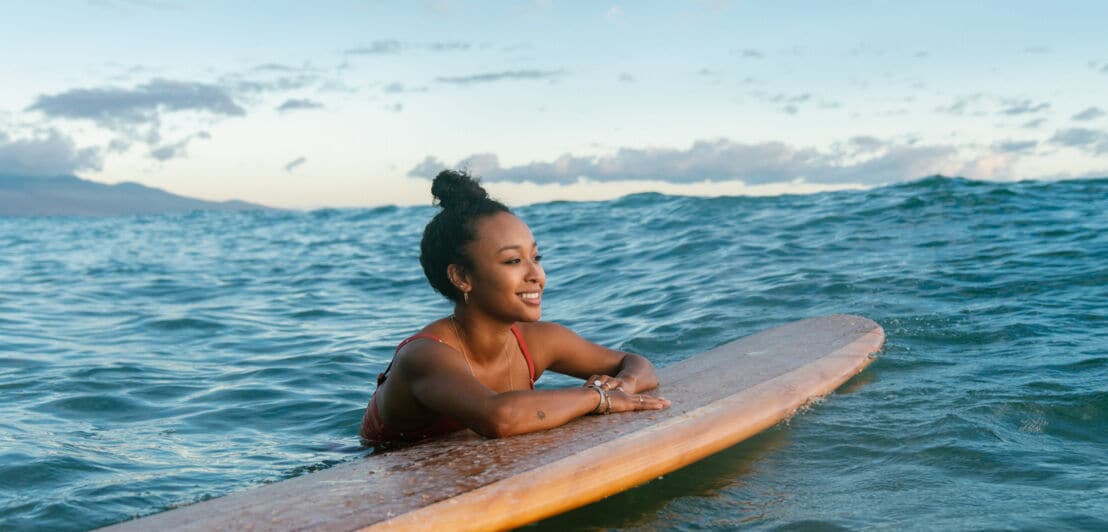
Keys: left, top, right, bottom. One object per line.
{"left": 360, "top": 325, "right": 536, "bottom": 446}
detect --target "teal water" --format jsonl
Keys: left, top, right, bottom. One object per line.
{"left": 1, "top": 176, "right": 1105, "bottom": 530}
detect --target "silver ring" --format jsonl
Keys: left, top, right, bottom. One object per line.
{"left": 593, "top": 380, "right": 602, "bottom": 387}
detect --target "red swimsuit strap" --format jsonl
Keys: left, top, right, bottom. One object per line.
{"left": 510, "top": 324, "right": 536, "bottom": 389}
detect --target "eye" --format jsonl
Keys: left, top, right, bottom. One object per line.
{"left": 504, "top": 258, "right": 522, "bottom": 265}
{"left": 534, "top": 254, "right": 543, "bottom": 262}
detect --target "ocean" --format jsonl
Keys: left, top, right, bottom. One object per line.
{"left": 1, "top": 176, "right": 1105, "bottom": 530}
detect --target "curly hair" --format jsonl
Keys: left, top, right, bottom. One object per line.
{"left": 419, "top": 169, "right": 511, "bottom": 302}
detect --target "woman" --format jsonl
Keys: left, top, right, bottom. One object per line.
{"left": 360, "top": 170, "right": 669, "bottom": 446}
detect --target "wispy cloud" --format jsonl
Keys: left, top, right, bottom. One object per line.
{"left": 434, "top": 69, "right": 563, "bottom": 85}
{"left": 27, "top": 79, "right": 244, "bottom": 127}
{"left": 733, "top": 48, "right": 764, "bottom": 58}
{"left": 0, "top": 130, "right": 102, "bottom": 176}
{"left": 1001, "top": 99, "right": 1050, "bottom": 115}
{"left": 937, "top": 94, "right": 1051, "bottom": 117}
{"left": 1072, "top": 107, "right": 1106, "bottom": 121}
{"left": 409, "top": 137, "right": 979, "bottom": 186}
{"left": 1049, "top": 128, "right": 1108, "bottom": 154}
{"left": 617, "top": 73, "right": 635, "bottom": 83}
{"left": 345, "top": 40, "right": 404, "bottom": 55}
{"left": 276, "top": 98, "right": 324, "bottom": 112}
{"left": 345, "top": 39, "right": 474, "bottom": 55}
{"left": 25, "top": 78, "right": 244, "bottom": 162}
{"left": 383, "top": 82, "right": 429, "bottom": 94}
{"left": 149, "top": 131, "right": 210, "bottom": 161}
{"left": 285, "top": 156, "right": 306, "bottom": 172}
{"left": 993, "top": 139, "right": 1038, "bottom": 153}
{"left": 936, "top": 94, "right": 986, "bottom": 116}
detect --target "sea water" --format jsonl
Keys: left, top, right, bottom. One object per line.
{"left": 1, "top": 176, "right": 1105, "bottom": 530}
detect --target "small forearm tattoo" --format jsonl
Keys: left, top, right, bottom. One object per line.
{"left": 536, "top": 410, "right": 546, "bottom": 420}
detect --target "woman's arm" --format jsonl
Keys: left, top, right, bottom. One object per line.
{"left": 531, "top": 322, "right": 660, "bottom": 394}
{"left": 397, "top": 341, "right": 667, "bottom": 438}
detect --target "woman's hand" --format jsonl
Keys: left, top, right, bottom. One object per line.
{"left": 583, "top": 374, "right": 637, "bottom": 393}
{"left": 603, "top": 388, "right": 670, "bottom": 413}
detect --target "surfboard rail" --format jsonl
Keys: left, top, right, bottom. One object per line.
{"left": 101, "top": 314, "right": 884, "bottom": 532}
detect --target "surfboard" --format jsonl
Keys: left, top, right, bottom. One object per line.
{"left": 102, "top": 314, "right": 884, "bottom": 531}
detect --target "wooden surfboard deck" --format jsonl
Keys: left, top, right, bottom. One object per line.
{"left": 103, "top": 314, "right": 884, "bottom": 531}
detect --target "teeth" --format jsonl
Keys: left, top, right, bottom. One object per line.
{"left": 520, "top": 292, "right": 540, "bottom": 300}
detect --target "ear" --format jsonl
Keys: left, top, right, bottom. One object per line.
{"left": 447, "top": 264, "right": 472, "bottom": 294}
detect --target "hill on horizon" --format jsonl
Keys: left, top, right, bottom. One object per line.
{"left": 0, "top": 174, "right": 272, "bottom": 217}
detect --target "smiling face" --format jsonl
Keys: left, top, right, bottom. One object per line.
{"left": 457, "top": 211, "right": 545, "bottom": 323}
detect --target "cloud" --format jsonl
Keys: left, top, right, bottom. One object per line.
{"left": 1021, "top": 117, "right": 1047, "bottom": 129}
{"left": 768, "top": 93, "right": 812, "bottom": 103}
{"left": 605, "top": 5, "right": 624, "bottom": 20}
{"left": 384, "top": 103, "right": 403, "bottom": 113}
{"left": 149, "top": 131, "right": 210, "bottom": 161}
{"left": 994, "top": 140, "right": 1038, "bottom": 153}
{"left": 847, "top": 136, "right": 886, "bottom": 154}
{"left": 24, "top": 79, "right": 245, "bottom": 163}
{"left": 428, "top": 41, "right": 472, "bottom": 52}
{"left": 1072, "top": 107, "right": 1106, "bottom": 121}
{"left": 937, "top": 94, "right": 1051, "bottom": 117}
{"left": 345, "top": 40, "right": 405, "bottom": 55}
{"left": 1049, "top": 128, "right": 1108, "bottom": 154}
{"left": 285, "top": 156, "right": 306, "bottom": 172}
{"left": 383, "top": 82, "right": 428, "bottom": 94}
{"left": 734, "top": 48, "right": 763, "bottom": 58}
{"left": 617, "top": 73, "right": 635, "bottom": 83}
{"left": 229, "top": 75, "right": 320, "bottom": 94}
{"left": 936, "top": 94, "right": 985, "bottom": 115}
{"left": 755, "top": 92, "right": 811, "bottom": 115}
{"left": 434, "top": 69, "right": 563, "bottom": 85}
{"left": 1001, "top": 99, "right": 1050, "bottom": 115}
{"left": 0, "top": 130, "right": 103, "bottom": 176}
{"left": 27, "top": 79, "right": 244, "bottom": 128}
{"left": 276, "top": 98, "right": 324, "bottom": 112}
{"left": 345, "top": 40, "right": 473, "bottom": 55}
{"left": 408, "top": 137, "right": 973, "bottom": 186}
{"left": 253, "top": 63, "right": 299, "bottom": 72}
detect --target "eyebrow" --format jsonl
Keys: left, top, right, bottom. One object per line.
{"left": 497, "top": 242, "right": 537, "bottom": 253}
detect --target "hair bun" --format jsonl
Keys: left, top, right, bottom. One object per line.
{"left": 431, "top": 169, "right": 490, "bottom": 210}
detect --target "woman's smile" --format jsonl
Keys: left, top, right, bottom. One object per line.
{"left": 519, "top": 291, "right": 542, "bottom": 305}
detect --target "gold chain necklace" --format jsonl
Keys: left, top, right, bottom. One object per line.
{"left": 450, "top": 315, "right": 513, "bottom": 392}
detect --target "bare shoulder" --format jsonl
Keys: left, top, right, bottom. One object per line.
{"left": 392, "top": 333, "right": 465, "bottom": 379}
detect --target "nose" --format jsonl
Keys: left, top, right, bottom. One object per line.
{"left": 527, "top": 258, "right": 545, "bottom": 285}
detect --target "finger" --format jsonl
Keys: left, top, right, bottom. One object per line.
{"left": 637, "top": 395, "right": 670, "bottom": 410}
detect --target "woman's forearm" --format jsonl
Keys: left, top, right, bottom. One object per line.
{"left": 477, "top": 387, "right": 602, "bottom": 438}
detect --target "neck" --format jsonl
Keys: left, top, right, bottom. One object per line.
{"left": 451, "top": 307, "right": 514, "bottom": 365}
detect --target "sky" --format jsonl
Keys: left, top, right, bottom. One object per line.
{"left": 2, "top": 0, "right": 1107, "bottom": 208}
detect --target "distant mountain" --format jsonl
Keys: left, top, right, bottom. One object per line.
{"left": 0, "top": 174, "right": 272, "bottom": 216}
